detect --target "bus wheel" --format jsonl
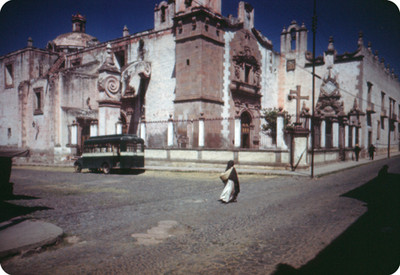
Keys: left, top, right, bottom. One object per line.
{"left": 102, "top": 163, "right": 110, "bottom": 174}
{"left": 74, "top": 163, "right": 82, "bottom": 173}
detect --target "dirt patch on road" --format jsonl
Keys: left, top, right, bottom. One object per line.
{"left": 131, "top": 220, "right": 191, "bottom": 246}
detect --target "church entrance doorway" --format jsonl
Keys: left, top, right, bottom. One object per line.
{"left": 241, "top": 112, "right": 252, "bottom": 148}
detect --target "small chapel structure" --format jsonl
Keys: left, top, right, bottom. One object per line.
{"left": 0, "top": 0, "right": 399, "bottom": 168}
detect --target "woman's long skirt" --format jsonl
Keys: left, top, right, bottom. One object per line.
{"left": 220, "top": 179, "right": 234, "bottom": 203}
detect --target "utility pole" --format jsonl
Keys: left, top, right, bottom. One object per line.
{"left": 311, "top": 0, "right": 317, "bottom": 178}
{"left": 388, "top": 99, "right": 392, "bottom": 158}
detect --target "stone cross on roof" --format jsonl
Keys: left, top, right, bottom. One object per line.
{"left": 288, "top": 85, "right": 309, "bottom": 125}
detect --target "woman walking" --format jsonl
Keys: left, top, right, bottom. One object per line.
{"left": 219, "top": 160, "right": 240, "bottom": 203}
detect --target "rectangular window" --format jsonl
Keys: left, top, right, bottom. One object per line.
{"left": 367, "top": 113, "right": 372, "bottom": 127}
{"left": 5, "top": 63, "right": 14, "bottom": 88}
{"left": 34, "top": 88, "right": 43, "bottom": 115}
{"left": 367, "top": 82, "right": 373, "bottom": 102}
{"left": 115, "top": 51, "right": 125, "bottom": 68}
{"left": 245, "top": 64, "right": 251, "bottom": 83}
{"left": 377, "top": 121, "right": 381, "bottom": 140}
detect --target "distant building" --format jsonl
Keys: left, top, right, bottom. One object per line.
{"left": 0, "top": 0, "right": 399, "bottom": 166}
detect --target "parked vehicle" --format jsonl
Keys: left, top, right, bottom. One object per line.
{"left": 74, "top": 134, "right": 144, "bottom": 174}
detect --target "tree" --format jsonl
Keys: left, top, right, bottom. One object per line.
{"left": 261, "top": 108, "right": 292, "bottom": 142}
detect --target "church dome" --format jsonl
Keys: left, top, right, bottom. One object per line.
{"left": 48, "top": 13, "right": 99, "bottom": 53}
{"left": 52, "top": 31, "right": 98, "bottom": 49}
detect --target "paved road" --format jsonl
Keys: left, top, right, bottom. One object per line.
{"left": 1, "top": 157, "right": 399, "bottom": 274}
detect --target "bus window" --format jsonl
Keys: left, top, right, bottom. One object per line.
{"left": 126, "top": 143, "right": 138, "bottom": 152}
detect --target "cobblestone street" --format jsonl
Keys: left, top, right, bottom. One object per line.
{"left": 1, "top": 156, "right": 399, "bottom": 274}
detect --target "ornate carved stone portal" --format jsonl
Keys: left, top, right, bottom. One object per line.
{"left": 315, "top": 66, "right": 344, "bottom": 118}
{"left": 229, "top": 30, "right": 262, "bottom": 148}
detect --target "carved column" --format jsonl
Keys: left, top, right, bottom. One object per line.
{"left": 168, "top": 114, "right": 174, "bottom": 147}
{"left": 198, "top": 113, "right": 205, "bottom": 147}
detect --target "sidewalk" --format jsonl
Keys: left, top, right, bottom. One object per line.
{"left": 0, "top": 218, "right": 63, "bottom": 260}
{"left": 1, "top": 152, "right": 399, "bottom": 261}
{"left": 145, "top": 152, "right": 400, "bottom": 178}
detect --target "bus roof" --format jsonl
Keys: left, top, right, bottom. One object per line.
{"left": 84, "top": 134, "right": 144, "bottom": 145}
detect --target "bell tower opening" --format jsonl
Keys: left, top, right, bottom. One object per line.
{"left": 290, "top": 28, "right": 296, "bottom": 51}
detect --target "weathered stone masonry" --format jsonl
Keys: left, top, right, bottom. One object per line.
{"left": 0, "top": 0, "right": 399, "bottom": 167}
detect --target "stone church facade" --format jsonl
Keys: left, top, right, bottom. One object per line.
{"left": 0, "top": 0, "right": 399, "bottom": 166}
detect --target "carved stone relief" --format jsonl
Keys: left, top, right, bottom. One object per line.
{"left": 315, "top": 66, "right": 344, "bottom": 118}
{"left": 229, "top": 30, "right": 262, "bottom": 90}
{"left": 121, "top": 61, "right": 151, "bottom": 98}
{"left": 97, "top": 44, "right": 121, "bottom": 100}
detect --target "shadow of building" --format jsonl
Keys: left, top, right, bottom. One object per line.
{"left": 272, "top": 166, "right": 400, "bottom": 275}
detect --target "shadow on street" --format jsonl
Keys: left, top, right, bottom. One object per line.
{"left": 0, "top": 185, "right": 52, "bottom": 224}
{"left": 272, "top": 165, "right": 400, "bottom": 275}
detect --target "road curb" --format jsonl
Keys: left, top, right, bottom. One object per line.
{"left": 0, "top": 220, "right": 63, "bottom": 259}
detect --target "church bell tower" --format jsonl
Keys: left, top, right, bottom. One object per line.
{"left": 174, "top": 0, "right": 224, "bottom": 147}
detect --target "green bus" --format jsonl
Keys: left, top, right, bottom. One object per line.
{"left": 74, "top": 134, "right": 145, "bottom": 174}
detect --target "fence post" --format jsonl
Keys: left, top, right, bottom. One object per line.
{"left": 90, "top": 120, "right": 98, "bottom": 137}
{"left": 333, "top": 119, "right": 339, "bottom": 147}
{"left": 116, "top": 119, "right": 123, "bottom": 134}
{"left": 198, "top": 113, "right": 205, "bottom": 147}
{"left": 320, "top": 119, "right": 326, "bottom": 148}
{"left": 234, "top": 112, "right": 241, "bottom": 148}
{"left": 168, "top": 114, "right": 174, "bottom": 147}
{"left": 70, "top": 120, "right": 78, "bottom": 145}
{"left": 276, "top": 110, "right": 286, "bottom": 149}
{"left": 344, "top": 123, "right": 349, "bottom": 148}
